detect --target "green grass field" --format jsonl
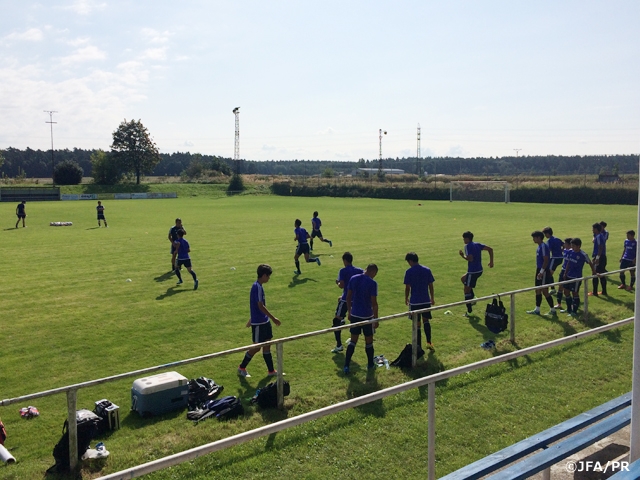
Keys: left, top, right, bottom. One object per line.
{"left": 0, "top": 194, "right": 636, "bottom": 479}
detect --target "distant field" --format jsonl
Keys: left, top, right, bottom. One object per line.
{"left": 0, "top": 195, "right": 635, "bottom": 479}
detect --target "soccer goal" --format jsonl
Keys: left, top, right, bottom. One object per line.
{"left": 449, "top": 181, "right": 510, "bottom": 203}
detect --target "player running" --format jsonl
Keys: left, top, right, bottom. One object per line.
{"left": 310, "top": 211, "right": 332, "bottom": 251}
{"left": 173, "top": 229, "right": 198, "bottom": 290}
{"left": 294, "top": 219, "right": 320, "bottom": 275}
{"left": 459, "top": 231, "right": 494, "bottom": 317}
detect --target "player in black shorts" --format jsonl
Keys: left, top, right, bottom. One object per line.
{"left": 96, "top": 201, "right": 108, "bottom": 227}
{"left": 15, "top": 201, "right": 26, "bottom": 228}
{"left": 310, "top": 211, "right": 332, "bottom": 251}
{"left": 168, "top": 218, "right": 185, "bottom": 272}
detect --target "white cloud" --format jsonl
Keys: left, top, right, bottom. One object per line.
{"left": 141, "top": 28, "right": 172, "bottom": 44}
{"left": 316, "top": 127, "right": 336, "bottom": 135}
{"left": 3, "top": 28, "right": 44, "bottom": 42}
{"left": 182, "top": 140, "right": 194, "bottom": 147}
{"left": 140, "top": 47, "right": 167, "bottom": 61}
{"left": 67, "top": 37, "right": 91, "bottom": 47}
{"left": 59, "top": 45, "right": 107, "bottom": 64}
{"left": 62, "top": 0, "right": 107, "bottom": 16}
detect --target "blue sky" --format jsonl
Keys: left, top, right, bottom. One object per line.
{"left": 1, "top": 1, "right": 638, "bottom": 161}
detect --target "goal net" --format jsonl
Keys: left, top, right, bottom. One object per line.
{"left": 449, "top": 181, "right": 510, "bottom": 203}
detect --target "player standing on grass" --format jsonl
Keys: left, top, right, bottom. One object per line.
{"left": 331, "top": 252, "right": 364, "bottom": 353}
{"left": 96, "top": 201, "right": 108, "bottom": 227}
{"left": 618, "top": 230, "right": 636, "bottom": 291}
{"left": 168, "top": 218, "right": 185, "bottom": 272}
{"left": 173, "top": 229, "right": 198, "bottom": 290}
{"left": 15, "top": 201, "right": 26, "bottom": 228}
{"left": 527, "top": 231, "right": 557, "bottom": 316}
{"left": 554, "top": 238, "right": 573, "bottom": 310}
{"left": 310, "top": 211, "right": 332, "bottom": 251}
{"left": 459, "top": 231, "right": 494, "bottom": 317}
{"left": 343, "top": 264, "right": 379, "bottom": 375}
{"left": 543, "top": 227, "right": 563, "bottom": 292}
{"left": 589, "top": 223, "right": 608, "bottom": 296}
{"left": 294, "top": 219, "right": 320, "bottom": 275}
{"left": 238, "top": 264, "right": 281, "bottom": 378}
{"left": 404, "top": 252, "right": 436, "bottom": 350}
{"left": 561, "top": 238, "right": 596, "bottom": 316}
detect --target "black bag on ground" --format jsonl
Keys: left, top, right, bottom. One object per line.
{"left": 187, "top": 377, "right": 224, "bottom": 410}
{"left": 49, "top": 409, "right": 100, "bottom": 473}
{"left": 390, "top": 343, "right": 425, "bottom": 368}
{"left": 187, "top": 396, "right": 243, "bottom": 422}
{"left": 251, "top": 381, "right": 291, "bottom": 409}
{"left": 485, "top": 297, "right": 509, "bottom": 334}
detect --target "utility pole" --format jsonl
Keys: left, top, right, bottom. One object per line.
{"left": 513, "top": 149, "right": 522, "bottom": 157}
{"left": 44, "top": 110, "right": 58, "bottom": 181}
{"left": 233, "top": 107, "right": 240, "bottom": 175}
{"left": 378, "top": 128, "right": 387, "bottom": 178}
{"left": 416, "top": 123, "right": 421, "bottom": 176}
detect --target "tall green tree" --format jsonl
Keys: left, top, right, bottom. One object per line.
{"left": 111, "top": 119, "right": 161, "bottom": 184}
{"left": 91, "top": 149, "right": 122, "bottom": 185}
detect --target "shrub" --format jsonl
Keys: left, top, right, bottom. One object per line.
{"left": 53, "top": 160, "right": 83, "bottom": 185}
{"left": 91, "top": 150, "right": 122, "bottom": 185}
{"left": 228, "top": 174, "right": 245, "bottom": 194}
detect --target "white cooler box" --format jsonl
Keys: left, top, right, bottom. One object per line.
{"left": 131, "top": 371, "right": 189, "bottom": 417}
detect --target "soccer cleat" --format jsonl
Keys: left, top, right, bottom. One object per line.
{"left": 194, "top": 279, "right": 199, "bottom": 290}
{"left": 560, "top": 309, "right": 569, "bottom": 313}
{"left": 176, "top": 280, "right": 183, "bottom": 285}
{"left": 316, "top": 257, "right": 321, "bottom": 266}
{"left": 329, "top": 240, "right": 333, "bottom": 247}
{"left": 618, "top": 284, "right": 626, "bottom": 289}
{"left": 237, "top": 367, "right": 251, "bottom": 378}
{"left": 343, "top": 366, "right": 350, "bottom": 375}
{"left": 480, "top": 340, "right": 495, "bottom": 350}
{"left": 626, "top": 286, "right": 633, "bottom": 291}
{"left": 293, "top": 270, "right": 301, "bottom": 275}
{"left": 426, "top": 342, "right": 435, "bottom": 351}
{"left": 545, "top": 309, "right": 557, "bottom": 316}
{"left": 526, "top": 309, "right": 540, "bottom": 315}
{"left": 331, "top": 345, "right": 344, "bottom": 353}
{"left": 267, "top": 370, "right": 278, "bottom": 377}
{"left": 587, "top": 291, "right": 599, "bottom": 296}
{"left": 367, "top": 363, "right": 376, "bottom": 370}
{"left": 554, "top": 304, "right": 562, "bottom": 309}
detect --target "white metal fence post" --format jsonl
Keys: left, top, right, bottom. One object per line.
{"left": 428, "top": 382, "right": 436, "bottom": 480}
{"left": 67, "top": 389, "right": 78, "bottom": 471}
{"left": 276, "top": 342, "right": 284, "bottom": 409}
{"left": 510, "top": 293, "right": 516, "bottom": 343}
{"left": 411, "top": 312, "right": 419, "bottom": 368}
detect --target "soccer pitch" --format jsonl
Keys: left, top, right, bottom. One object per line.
{"left": 0, "top": 195, "right": 636, "bottom": 479}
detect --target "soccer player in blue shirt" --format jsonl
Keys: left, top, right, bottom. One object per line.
{"left": 459, "top": 231, "right": 494, "bottom": 316}
{"left": 168, "top": 218, "right": 185, "bottom": 272}
{"left": 543, "top": 227, "right": 563, "bottom": 292}
{"left": 589, "top": 223, "right": 608, "bottom": 296}
{"left": 15, "top": 201, "right": 26, "bottom": 228}
{"left": 310, "top": 211, "right": 332, "bottom": 251}
{"left": 527, "top": 231, "right": 557, "bottom": 316}
{"left": 331, "top": 252, "right": 364, "bottom": 353}
{"left": 618, "top": 230, "right": 636, "bottom": 291}
{"left": 294, "top": 219, "right": 320, "bottom": 274}
{"left": 554, "top": 238, "right": 573, "bottom": 310}
{"left": 343, "top": 264, "right": 379, "bottom": 375}
{"left": 404, "top": 252, "right": 436, "bottom": 350}
{"left": 173, "top": 229, "right": 198, "bottom": 290}
{"left": 96, "top": 201, "right": 108, "bottom": 227}
{"left": 561, "top": 238, "right": 595, "bottom": 316}
{"left": 238, "top": 264, "right": 282, "bottom": 378}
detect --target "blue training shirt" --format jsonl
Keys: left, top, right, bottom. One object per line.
{"left": 347, "top": 274, "right": 377, "bottom": 318}
{"left": 622, "top": 239, "right": 637, "bottom": 261}
{"left": 536, "top": 242, "right": 550, "bottom": 269}
{"left": 295, "top": 227, "right": 309, "bottom": 244}
{"left": 404, "top": 264, "right": 435, "bottom": 305}
{"left": 565, "top": 249, "right": 590, "bottom": 278}
{"left": 311, "top": 217, "right": 321, "bottom": 230}
{"left": 593, "top": 232, "right": 607, "bottom": 257}
{"left": 547, "top": 236, "right": 563, "bottom": 259}
{"left": 175, "top": 238, "right": 190, "bottom": 260}
{"left": 464, "top": 242, "right": 485, "bottom": 274}
{"left": 338, "top": 265, "right": 364, "bottom": 301}
{"left": 250, "top": 281, "right": 269, "bottom": 325}
{"left": 561, "top": 247, "right": 572, "bottom": 270}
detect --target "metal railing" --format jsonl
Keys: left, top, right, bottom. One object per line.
{"left": 1, "top": 267, "right": 634, "bottom": 475}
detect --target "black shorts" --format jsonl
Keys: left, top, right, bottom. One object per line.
{"left": 16, "top": 214, "right": 25, "bottom": 219}
{"left": 334, "top": 299, "right": 348, "bottom": 320}
{"left": 594, "top": 254, "right": 607, "bottom": 274}
{"left": 565, "top": 277, "right": 582, "bottom": 293}
{"left": 535, "top": 268, "right": 553, "bottom": 287}
{"left": 97, "top": 214, "right": 106, "bottom": 220}
{"left": 252, "top": 322, "right": 273, "bottom": 343}
{"left": 409, "top": 302, "right": 432, "bottom": 321}
{"left": 549, "top": 258, "right": 563, "bottom": 271}
{"left": 177, "top": 258, "right": 192, "bottom": 269}
{"left": 464, "top": 271, "right": 482, "bottom": 288}
{"left": 620, "top": 259, "right": 635, "bottom": 271}
{"left": 296, "top": 243, "right": 310, "bottom": 256}
{"left": 349, "top": 315, "right": 374, "bottom": 336}
{"left": 171, "top": 244, "right": 177, "bottom": 254}
{"left": 311, "top": 229, "right": 323, "bottom": 238}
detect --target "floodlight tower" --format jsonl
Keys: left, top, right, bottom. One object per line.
{"left": 378, "top": 128, "right": 387, "bottom": 177}
{"left": 416, "top": 123, "right": 421, "bottom": 176}
{"left": 233, "top": 107, "right": 240, "bottom": 175}
{"left": 513, "top": 149, "right": 522, "bottom": 157}
{"left": 44, "top": 110, "right": 58, "bottom": 180}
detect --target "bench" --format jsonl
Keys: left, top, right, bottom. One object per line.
{"left": 608, "top": 458, "right": 640, "bottom": 480}
{"left": 440, "top": 392, "right": 631, "bottom": 480}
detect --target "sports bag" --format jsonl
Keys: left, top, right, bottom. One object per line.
{"left": 390, "top": 343, "right": 425, "bottom": 368}
{"left": 485, "top": 296, "right": 509, "bottom": 334}
{"left": 187, "top": 377, "right": 224, "bottom": 410}
{"left": 251, "top": 381, "right": 291, "bottom": 409}
{"left": 49, "top": 410, "right": 100, "bottom": 473}
{"left": 187, "top": 396, "right": 243, "bottom": 422}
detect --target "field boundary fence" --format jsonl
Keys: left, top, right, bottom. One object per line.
{"left": 1, "top": 268, "right": 635, "bottom": 477}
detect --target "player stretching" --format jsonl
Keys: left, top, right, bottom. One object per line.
{"left": 543, "top": 227, "right": 563, "bottom": 292}
{"left": 561, "top": 238, "right": 596, "bottom": 316}
{"left": 404, "top": 252, "right": 436, "bottom": 350}
{"left": 96, "top": 201, "right": 108, "bottom": 227}
{"left": 459, "top": 231, "right": 494, "bottom": 317}
{"left": 173, "top": 230, "right": 198, "bottom": 290}
{"left": 15, "top": 201, "right": 26, "bottom": 228}
{"left": 589, "top": 223, "right": 608, "bottom": 296}
{"left": 618, "top": 230, "right": 636, "bottom": 291}
{"left": 344, "top": 264, "right": 379, "bottom": 375}
{"left": 310, "top": 211, "right": 332, "bottom": 251}
{"left": 527, "top": 231, "right": 556, "bottom": 316}
{"left": 331, "top": 252, "right": 364, "bottom": 353}
{"left": 294, "top": 219, "right": 320, "bottom": 275}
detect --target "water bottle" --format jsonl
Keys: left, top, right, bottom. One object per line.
{"left": 383, "top": 358, "right": 390, "bottom": 369}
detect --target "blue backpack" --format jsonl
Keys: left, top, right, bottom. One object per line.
{"left": 187, "top": 396, "right": 243, "bottom": 422}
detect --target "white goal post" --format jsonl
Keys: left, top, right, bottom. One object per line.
{"left": 449, "top": 181, "right": 510, "bottom": 203}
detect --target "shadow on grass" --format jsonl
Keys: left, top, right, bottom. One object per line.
{"left": 156, "top": 287, "right": 189, "bottom": 300}
{"left": 288, "top": 275, "right": 318, "bottom": 288}
{"left": 85, "top": 226, "right": 100, "bottom": 230}
{"left": 3, "top": 227, "right": 18, "bottom": 231}
{"left": 154, "top": 271, "right": 175, "bottom": 283}
{"left": 467, "top": 313, "right": 499, "bottom": 342}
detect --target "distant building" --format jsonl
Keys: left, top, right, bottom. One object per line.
{"left": 355, "top": 168, "right": 405, "bottom": 176}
